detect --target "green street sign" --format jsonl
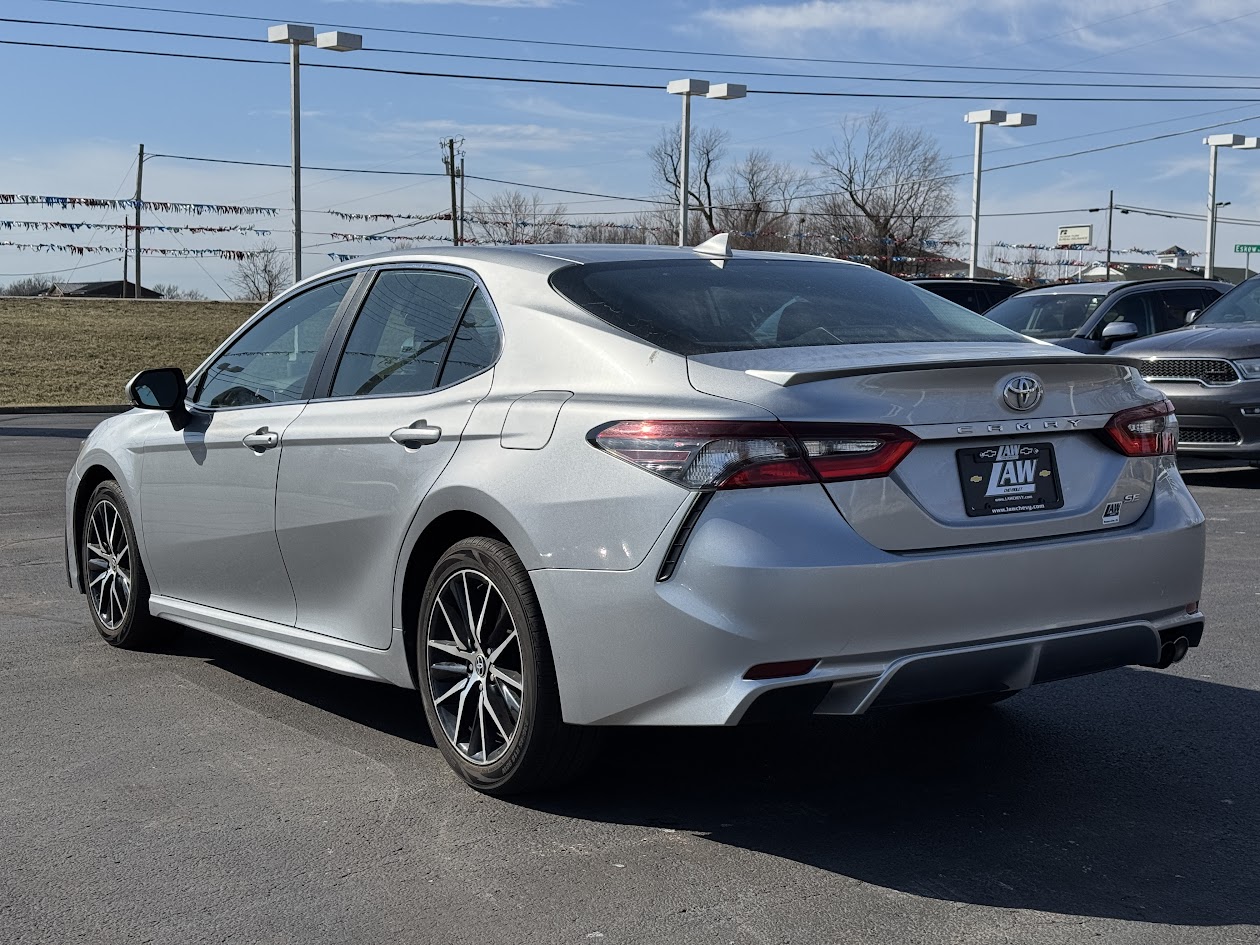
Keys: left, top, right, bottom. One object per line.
{"left": 1236, "top": 244, "right": 1260, "bottom": 253}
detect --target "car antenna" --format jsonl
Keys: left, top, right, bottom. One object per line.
{"left": 693, "top": 233, "right": 732, "bottom": 259}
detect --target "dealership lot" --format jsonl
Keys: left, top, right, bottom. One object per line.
{"left": 2, "top": 412, "right": 1258, "bottom": 945}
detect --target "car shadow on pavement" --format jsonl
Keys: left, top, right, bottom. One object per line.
{"left": 148, "top": 623, "right": 435, "bottom": 748}
{"left": 147, "top": 625, "right": 1259, "bottom": 928}
{"left": 530, "top": 669, "right": 1260, "bottom": 928}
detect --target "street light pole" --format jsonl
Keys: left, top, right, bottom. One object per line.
{"left": 965, "top": 109, "right": 1037, "bottom": 279}
{"left": 667, "top": 79, "right": 745, "bottom": 247}
{"left": 269, "top": 25, "right": 362, "bottom": 284}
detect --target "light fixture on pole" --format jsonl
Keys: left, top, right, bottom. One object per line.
{"left": 1203, "top": 134, "right": 1257, "bottom": 279}
{"left": 667, "top": 78, "right": 746, "bottom": 247}
{"left": 964, "top": 109, "right": 1037, "bottom": 278}
{"left": 268, "top": 24, "right": 363, "bottom": 283}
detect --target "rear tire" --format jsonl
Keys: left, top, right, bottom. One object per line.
{"left": 416, "top": 537, "right": 599, "bottom": 795}
{"left": 81, "top": 481, "right": 159, "bottom": 649}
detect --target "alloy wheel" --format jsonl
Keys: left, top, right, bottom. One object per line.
{"left": 85, "top": 499, "right": 131, "bottom": 631}
{"left": 426, "top": 568, "right": 524, "bottom": 765}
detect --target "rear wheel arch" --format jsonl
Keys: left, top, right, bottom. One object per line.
{"left": 400, "top": 510, "right": 512, "bottom": 687}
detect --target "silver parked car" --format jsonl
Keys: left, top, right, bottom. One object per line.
{"left": 66, "top": 239, "right": 1207, "bottom": 794}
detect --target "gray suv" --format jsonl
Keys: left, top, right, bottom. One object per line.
{"left": 985, "top": 279, "right": 1230, "bottom": 353}
{"left": 1121, "top": 275, "right": 1260, "bottom": 460}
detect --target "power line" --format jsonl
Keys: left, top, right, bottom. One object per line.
{"left": 148, "top": 153, "right": 446, "bottom": 177}
{"left": 29, "top": 0, "right": 1260, "bottom": 83}
{"left": 10, "top": 37, "right": 1260, "bottom": 103}
{"left": 14, "top": 16, "right": 1260, "bottom": 92}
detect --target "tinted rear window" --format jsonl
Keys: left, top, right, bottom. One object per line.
{"left": 549, "top": 259, "right": 1030, "bottom": 356}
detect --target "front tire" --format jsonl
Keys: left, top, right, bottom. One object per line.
{"left": 81, "top": 481, "right": 158, "bottom": 648}
{"left": 416, "top": 537, "right": 598, "bottom": 795}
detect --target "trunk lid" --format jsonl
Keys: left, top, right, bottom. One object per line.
{"left": 687, "top": 342, "right": 1164, "bottom": 551}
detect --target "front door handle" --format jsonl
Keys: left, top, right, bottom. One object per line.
{"left": 390, "top": 424, "right": 442, "bottom": 448}
{"left": 242, "top": 427, "right": 280, "bottom": 452}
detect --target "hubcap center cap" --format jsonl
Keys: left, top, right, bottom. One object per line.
{"left": 474, "top": 655, "right": 487, "bottom": 678}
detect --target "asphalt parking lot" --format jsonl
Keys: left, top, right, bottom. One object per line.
{"left": 2, "top": 412, "right": 1258, "bottom": 945}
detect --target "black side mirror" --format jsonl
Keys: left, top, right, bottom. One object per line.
{"left": 126, "top": 367, "right": 189, "bottom": 428}
{"left": 1099, "top": 320, "right": 1140, "bottom": 349}
{"left": 1185, "top": 309, "right": 1201, "bottom": 324}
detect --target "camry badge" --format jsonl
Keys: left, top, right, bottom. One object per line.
{"left": 1002, "top": 375, "right": 1043, "bottom": 412}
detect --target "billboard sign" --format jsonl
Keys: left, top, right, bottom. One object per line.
{"left": 1056, "top": 225, "right": 1093, "bottom": 246}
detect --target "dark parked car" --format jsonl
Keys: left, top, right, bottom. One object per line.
{"left": 1121, "top": 276, "right": 1260, "bottom": 460}
{"left": 984, "top": 279, "right": 1230, "bottom": 353}
{"left": 910, "top": 278, "right": 1023, "bottom": 313}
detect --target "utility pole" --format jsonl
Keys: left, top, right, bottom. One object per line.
{"left": 441, "top": 138, "right": 461, "bottom": 246}
{"left": 458, "top": 154, "right": 466, "bottom": 246}
{"left": 122, "top": 217, "right": 129, "bottom": 296}
{"left": 1105, "top": 189, "right": 1114, "bottom": 275}
{"left": 134, "top": 143, "right": 144, "bottom": 299}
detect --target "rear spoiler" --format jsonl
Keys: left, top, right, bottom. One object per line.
{"left": 746, "top": 354, "right": 1139, "bottom": 388}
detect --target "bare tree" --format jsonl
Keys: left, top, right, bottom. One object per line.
{"left": 714, "top": 149, "right": 809, "bottom": 252}
{"left": 649, "top": 125, "right": 729, "bottom": 242}
{"left": 1018, "top": 247, "right": 1049, "bottom": 286}
{"left": 152, "top": 282, "right": 209, "bottom": 301}
{"left": 466, "top": 190, "right": 569, "bottom": 245}
{"left": 230, "top": 242, "right": 292, "bottom": 302}
{"left": 2, "top": 276, "right": 51, "bottom": 296}
{"left": 810, "top": 111, "right": 961, "bottom": 273}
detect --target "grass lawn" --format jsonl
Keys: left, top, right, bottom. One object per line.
{"left": 0, "top": 297, "right": 259, "bottom": 406}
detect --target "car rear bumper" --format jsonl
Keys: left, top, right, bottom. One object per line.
{"left": 532, "top": 471, "right": 1206, "bottom": 726}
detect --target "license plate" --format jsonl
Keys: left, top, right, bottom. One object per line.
{"left": 956, "top": 442, "right": 1063, "bottom": 517}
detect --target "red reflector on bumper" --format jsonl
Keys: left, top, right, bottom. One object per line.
{"left": 743, "top": 659, "right": 820, "bottom": 680}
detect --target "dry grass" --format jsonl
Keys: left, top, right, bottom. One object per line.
{"left": 0, "top": 297, "right": 259, "bottom": 407}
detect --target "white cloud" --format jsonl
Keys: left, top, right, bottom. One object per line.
{"left": 691, "top": 0, "right": 1260, "bottom": 51}
{"left": 367, "top": 119, "right": 598, "bottom": 152}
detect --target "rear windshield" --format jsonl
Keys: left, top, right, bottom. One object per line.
{"left": 985, "top": 292, "right": 1107, "bottom": 339}
{"left": 549, "top": 258, "right": 1031, "bottom": 356}
{"left": 1196, "top": 278, "right": 1260, "bottom": 325}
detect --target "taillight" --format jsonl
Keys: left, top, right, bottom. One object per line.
{"left": 592, "top": 420, "right": 917, "bottom": 490}
{"left": 1102, "top": 399, "right": 1178, "bottom": 456}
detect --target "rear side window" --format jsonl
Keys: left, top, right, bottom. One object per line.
{"left": 331, "top": 269, "right": 475, "bottom": 397}
{"left": 438, "top": 288, "right": 501, "bottom": 387}
{"left": 549, "top": 259, "right": 1027, "bottom": 355}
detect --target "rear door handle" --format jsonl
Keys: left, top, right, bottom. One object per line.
{"left": 242, "top": 427, "right": 280, "bottom": 451}
{"left": 390, "top": 424, "right": 442, "bottom": 448}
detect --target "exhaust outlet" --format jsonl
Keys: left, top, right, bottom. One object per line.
{"left": 1156, "top": 636, "right": 1190, "bottom": 669}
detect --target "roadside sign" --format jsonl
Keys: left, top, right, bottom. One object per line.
{"left": 1235, "top": 244, "right": 1260, "bottom": 253}
{"left": 1057, "top": 225, "right": 1093, "bottom": 245}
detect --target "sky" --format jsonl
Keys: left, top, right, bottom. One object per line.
{"left": 5, "top": 0, "right": 1260, "bottom": 297}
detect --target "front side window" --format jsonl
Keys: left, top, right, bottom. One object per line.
{"left": 550, "top": 259, "right": 1027, "bottom": 356}
{"left": 1195, "top": 279, "right": 1260, "bottom": 325}
{"left": 1100, "top": 294, "right": 1153, "bottom": 337}
{"left": 331, "top": 270, "right": 476, "bottom": 397}
{"left": 986, "top": 292, "right": 1107, "bottom": 339}
{"left": 195, "top": 276, "right": 353, "bottom": 408}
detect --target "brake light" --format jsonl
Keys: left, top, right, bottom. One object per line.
{"left": 592, "top": 420, "right": 917, "bottom": 489}
{"left": 1102, "top": 400, "right": 1178, "bottom": 456}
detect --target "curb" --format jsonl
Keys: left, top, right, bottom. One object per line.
{"left": 0, "top": 405, "right": 130, "bottom": 415}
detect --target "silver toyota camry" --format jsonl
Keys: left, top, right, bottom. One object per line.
{"left": 66, "top": 238, "right": 1207, "bottom": 794}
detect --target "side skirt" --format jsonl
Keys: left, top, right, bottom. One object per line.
{"left": 148, "top": 595, "right": 415, "bottom": 689}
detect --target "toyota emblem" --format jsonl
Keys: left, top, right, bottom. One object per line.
{"left": 1002, "top": 375, "right": 1043, "bottom": 411}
